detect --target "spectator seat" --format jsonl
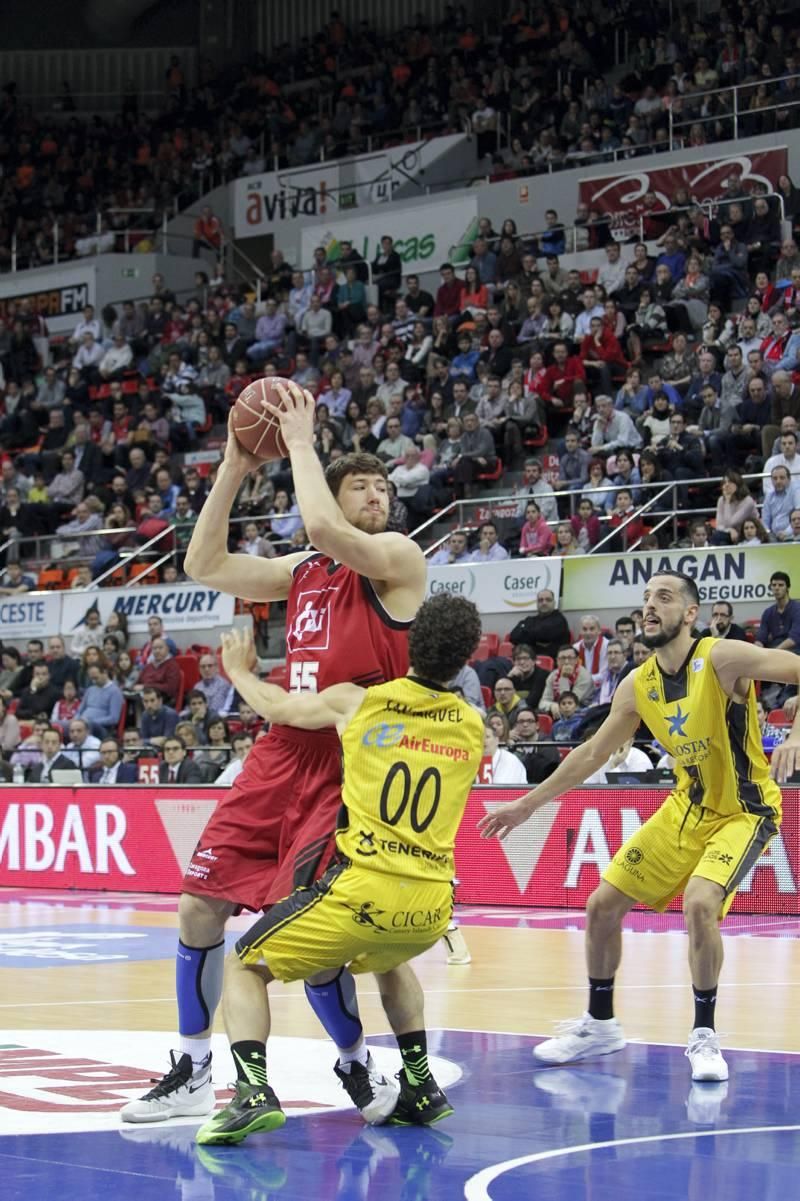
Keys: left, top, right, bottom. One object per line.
{"left": 176, "top": 654, "right": 201, "bottom": 693}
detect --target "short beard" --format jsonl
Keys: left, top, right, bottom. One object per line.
{"left": 642, "top": 617, "right": 684, "bottom": 649}
{"left": 354, "top": 510, "right": 387, "bottom": 534}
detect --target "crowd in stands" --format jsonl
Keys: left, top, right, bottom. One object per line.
{"left": 0, "top": 572, "right": 796, "bottom": 782}
{"left": 2, "top": 5, "right": 800, "bottom": 777}
{"left": 3, "top": 148, "right": 800, "bottom": 574}
{"left": 463, "top": 573, "right": 800, "bottom": 783}
{"left": 2, "top": 2, "right": 800, "bottom": 271}
{"left": 0, "top": 617, "right": 260, "bottom": 783}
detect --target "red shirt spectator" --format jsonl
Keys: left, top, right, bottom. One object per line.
{"left": 434, "top": 266, "right": 465, "bottom": 317}
{"left": 579, "top": 324, "right": 627, "bottom": 369}
{"left": 137, "top": 640, "right": 182, "bottom": 708}
{"left": 538, "top": 343, "right": 586, "bottom": 408}
{"left": 609, "top": 492, "right": 644, "bottom": 549}
{"left": 193, "top": 205, "right": 223, "bottom": 252}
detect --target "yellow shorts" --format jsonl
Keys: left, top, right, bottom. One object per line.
{"left": 235, "top": 860, "right": 453, "bottom": 982}
{"left": 603, "top": 791, "right": 781, "bottom": 917}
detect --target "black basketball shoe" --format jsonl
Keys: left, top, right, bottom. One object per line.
{"left": 389, "top": 1071, "right": 454, "bottom": 1126}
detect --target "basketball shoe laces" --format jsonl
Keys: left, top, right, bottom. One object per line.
{"left": 141, "top": 1050, "right": 193, "bottom": 1100}
{"left": 337, "top": 1059, "right": 380, "bottom": 1109}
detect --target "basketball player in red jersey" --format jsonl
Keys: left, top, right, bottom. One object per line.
{"left": 121, "top": 382, "right": 428, "bottom": 1126}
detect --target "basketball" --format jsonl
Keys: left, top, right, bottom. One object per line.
{"left": 230, "top": 376, "right": 289, "bottom": 460}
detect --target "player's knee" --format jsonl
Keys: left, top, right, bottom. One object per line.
{"left": 179, "top": 891, "right": 228, "bottom": 945}
{"left": 586, "top": 885, "right": 623, "bottom": 929}
{"left": 682, "top": 888, "right": 720, "bottom": 929}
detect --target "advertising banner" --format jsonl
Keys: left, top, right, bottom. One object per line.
{"left": 233, "top": 136, "right": 471, "bottom": 236}
{"left": 577, "top": 147, "right": 788, "bottom": 241}
{"left": 300, "top": 194, "right": 478, "bottom": 276}
{"left": 0, "top": 787, "right": 222, "bottom": 891}
{"left": 349, "top": 134, "right": 468, "bottom": 206}
{"left": 2, "top": 786, "right": 798, "bottom": 916}
{"left": 0, "top": 593, "right": 62, "bottom": 640}
{"left": 61, "top": 583, "right": 235, "bottom": 637}
{"left": 560, "top": 544, "right": 800, "bottom": 612}
{"left": 233, "top": 163, "right": 341, "bottom": 238}
{"left": 425, "top": 558, "right": 562, "bottom": 616}
{"left": 454, "top": 787, "right": 800, "bottom": 914}
{"left": 0, "top": 265, "right": 95, "bottom": 334}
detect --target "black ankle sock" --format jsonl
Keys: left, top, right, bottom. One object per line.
{"left": 692, "top": 986, "right": 717, "bottom": 1030}
{"left": 397, "top": 1030, "right": 432, "bottom": 1085}
{"left": 231, "top": 1040, "right": 268, "bottom": 1086}
{"left": 588, "top": 977, "right": 615, "bottom": 1021}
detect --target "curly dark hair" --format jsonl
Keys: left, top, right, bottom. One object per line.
{"left": 408, "top": 593, "right": 482, "bottom": 683}
{"left": 325, "top": 452, "right": 388, "bottom": 497}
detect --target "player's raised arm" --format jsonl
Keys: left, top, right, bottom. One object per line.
{"left": 710, "top": 639, "right": 800, "bottom": 781}
{"left": 266, "top": 382, "right": 426, "bottom": 615}
{"left": 478, "top": 674, "right": 642, "bottom": 840}
{"left": 221, "top": 628, "right": 364, "bottom": 731}
{"left": 184, "top": 410, "right": 309, "bottom": 602}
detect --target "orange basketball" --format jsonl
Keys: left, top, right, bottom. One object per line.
{"left": 230, "top": 376, "right": 289, "bottom": 460}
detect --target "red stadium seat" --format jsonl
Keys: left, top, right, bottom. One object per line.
{"left": 537, "top": 713, "right": 552, "bottom": 735}
{"left": 524, "top": 425, "right": 549, "bottom": 449}
{"left": 477, "top": 460, "right": 504, "bottom": 483}
{"left": 268, "top": 665, "right": 289, "bottom": 686}
{"left": 37, "top": 567, "right": 65, "bottom": 590}
{"left": 535, "top": 655, "right": 554, "bottom": 672}
{"left": 129, "top": 562, "right": 159, "bottom": 584}
{"left": 176, "top": 654, "right": 201, "bottom": 693}
{"left": 116, "top": 699, "right": 128, "bottom": 739}
{"left": 476, "top": 633, "right": 499, "bottom": 659}
{"left": 480, "top": 685, "right": 493, "bottom": 709}
{"left": 497, "top": 640, "right": 513, "bottom": 659}
{"left": 767, "top": 709, "right": 793, "bottom": 726}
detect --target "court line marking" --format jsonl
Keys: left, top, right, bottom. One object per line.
{"left": 0, "top": 1150, "right": 178, "bottom": 1183}
{"left": 3, "top": 978, "right": 800, "bottom": 1010}
{"left": 437, "top": 1026, "right": 800, "bottom": 1057}
{"left": 463, "top": 1124, "right": 800, "bottom": 1201}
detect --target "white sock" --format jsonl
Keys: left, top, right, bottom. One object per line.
{"left": 179, "top": 1035, "right": 212, "bottom": 1069}
{"left": 338, "top": 1039, "right": 369, "bottom": 1069}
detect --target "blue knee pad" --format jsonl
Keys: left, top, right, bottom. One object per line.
{"left": 304, "top": 968, "right": 363, "bottom": 1049}
{"left": 176, "top": 939, "right": 225, "bottom": 1036}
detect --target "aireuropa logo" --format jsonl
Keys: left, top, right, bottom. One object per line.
{"left": 501, "top": 564, "right": 554, "bottom": 609}
{"left": 361, "top": 722, "right": 405, "bottom": 749}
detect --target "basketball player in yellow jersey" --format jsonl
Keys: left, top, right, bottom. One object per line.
{"left": 196, "top": 593, "right": 485, "bottom": 1147}
{"left": 480, "top": 570, "right": 800, "bottom": 1084}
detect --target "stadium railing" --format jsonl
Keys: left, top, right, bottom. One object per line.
{"left": 412, "top": 470, "right": 773, "bottom": 559}
{"left": 666, "top": 71, "right": 800, "bottom": 151}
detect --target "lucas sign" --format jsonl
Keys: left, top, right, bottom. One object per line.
{"left": 300, "top": 195, "right": 477, "bottom": 276}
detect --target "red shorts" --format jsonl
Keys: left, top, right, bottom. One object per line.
{"left": 183, "top": 723, "right": 343, "bottom": 912}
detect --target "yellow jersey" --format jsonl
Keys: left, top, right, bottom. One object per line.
{"left": 633, "top": 636, "right": 781, "bottom": 819}
{"left": 337, "top": 675, "right": 485, "bottom": 882}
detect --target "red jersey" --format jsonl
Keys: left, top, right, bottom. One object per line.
{"left": 184, "top": 551, "right": 412, "bottom": 909}
{"left": 282, "top": 553, "right": 411, "bottom": 697}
